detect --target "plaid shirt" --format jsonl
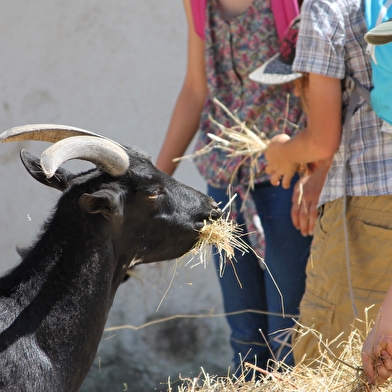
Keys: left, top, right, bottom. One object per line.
{"left": 293, "top": 0, "right": 392, "bottom": 206}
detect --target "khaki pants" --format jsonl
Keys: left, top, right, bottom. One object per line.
{"left": 293, "top": 195, "right": 392, "bottom": 364}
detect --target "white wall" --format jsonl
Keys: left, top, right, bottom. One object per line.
{"left": 0, "top": 1, "right": 232, "bottom": 391}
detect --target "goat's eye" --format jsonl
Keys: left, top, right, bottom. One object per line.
{"left": 147, "top": 188, "right": 165, "bottom": 200}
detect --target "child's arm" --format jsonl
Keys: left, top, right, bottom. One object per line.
{"left": 155, "top": 0, "right": 207, "bottom": 175}
{"left": 265, "top": 73, "right": 342, "bottom": 189}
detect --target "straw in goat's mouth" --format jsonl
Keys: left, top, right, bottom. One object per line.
{"left": 193, "top": 213, "right": 248, "bottom": 272}
{"left": 188, "top": 194, "right": 253, "bottom": 277}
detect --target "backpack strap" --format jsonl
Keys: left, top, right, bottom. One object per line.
{"left": 190, "top": 0, "right": 207, "bottom": 40}
{"left": 271, "top": 0, "right": 300, "bottom": 41}
{"left": 344, "top": 75, "right": 370, "bottom": 104}
{"left": 341, "top": 75, "right": 371, "bottom": 318}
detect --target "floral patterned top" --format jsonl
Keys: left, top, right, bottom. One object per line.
{"left": 193, "top": 0, "right": 305, "bottom": 188}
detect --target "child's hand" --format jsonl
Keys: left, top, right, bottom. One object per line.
{"left": 291, "top": 175, "right": 319, "bottom": 236}
{"left": 265, "top": 134, "right": 299, "bottom": 189}
{"left": 362, "top": 306, "right": 392, "bottom": 385}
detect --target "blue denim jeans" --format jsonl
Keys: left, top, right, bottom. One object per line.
{"left": 208, "top": 178, "right": 312, "bottom": 371}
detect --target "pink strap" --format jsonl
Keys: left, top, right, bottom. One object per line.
{"left": 190, "top": 0, "right": 298, "bottom": 42}
{"left": 271, "top": 0, "right": 299, "bottom": 41}
{"left": 190, "top": 0, "right": 207, "bottom": 40}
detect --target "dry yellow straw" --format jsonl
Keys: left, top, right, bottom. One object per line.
{"left": 207, "top": 98, "right": 270, "bottom": 192}
{"left": 187, "top": 193, "right": 284, "bottom": 314}
{"left": 174, "top": 98, "right": 270, "bottom": 191}
{"left": 207, "top": 98, "right": 269, "bottom": 149}
{"left": 173, "top": 315, "right": 391, "bottom": 392}
{"left": 174, "top": 97, "right": 306, "bottom": 195}
{"left": 187, "top": 194, "right": 249, "bottom": 275}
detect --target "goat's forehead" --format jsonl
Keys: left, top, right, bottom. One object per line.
{"left": 126, "top": 146, "right": 152, "bottom": 162}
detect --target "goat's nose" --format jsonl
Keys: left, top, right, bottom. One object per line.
{"left": 209, "top": 198, "right": 223, "bottom": 220}
{"left": 210, "top": 207, "right": 223, "bottom": 220}
{"left": 209, "top": 197, "right": 219, "bottom": 210}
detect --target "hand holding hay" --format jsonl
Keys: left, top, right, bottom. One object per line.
{"left": 362, "top": 305, "right": 392, "bottom": 386}
{"left": 174, "top": 97, "right": 307, "bottom": 192}
{"left": 265, "top": 133, "right": 304, "bottom": 189}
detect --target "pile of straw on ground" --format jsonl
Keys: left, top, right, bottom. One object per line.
{"left": 167, "top": 321, "right": 392, "bottom": 392}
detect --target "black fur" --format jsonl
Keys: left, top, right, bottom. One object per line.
{"left": 0, "top": 147, "right": 221, "bottom": 392}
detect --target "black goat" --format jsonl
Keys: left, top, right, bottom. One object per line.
{"left": 0, "top": 124, "right": 221, "bottom": 392}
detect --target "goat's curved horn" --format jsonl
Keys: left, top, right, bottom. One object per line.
{"left": 0, "top": 124, "right": 126, "bottom": 153}
{"left": 0, "top": 124, "right": 108, "bottom": 144}
{"left": 40, "top": 136, "right": 130, "bottom": 178}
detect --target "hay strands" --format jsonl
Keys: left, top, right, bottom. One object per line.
{"left": 188, "top": 194, "right": 250, "bottom": 273}
{"left": 207, "top": 97, "right": 269, "bottom": 159}
{"left": 175, "top": 317, "right": 388, "bottom": 392}
{"left": 172, "top": 98, "right": 269, "bottom": 167}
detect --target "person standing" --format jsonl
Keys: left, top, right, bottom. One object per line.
{"left": 156, "top": 0, "right": 312, "bottom": 372}
{"left": 362, "top": 16, "right": 392, "bottom": 386}
{"left": 264, "top": 1, "right": 392, "bottom": 386}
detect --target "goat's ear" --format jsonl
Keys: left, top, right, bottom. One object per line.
{"left": 79, "top": 189, "right": 123, "bottom": 220}
{"left": 20, "top": 149, "right": 72, "bottom": 192}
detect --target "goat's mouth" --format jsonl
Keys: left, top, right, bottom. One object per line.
{"left": 194, "top": 221, "right": 207, "bottom": 231}
{"left": 193, "top": 204, "right": 223, "bottom": 231}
